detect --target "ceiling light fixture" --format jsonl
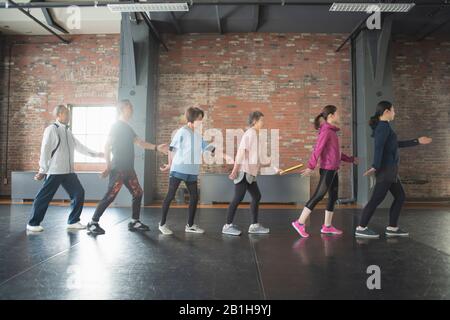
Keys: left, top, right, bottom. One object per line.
{"left": 107, "top": 2, "right": 189, "bottom": 13}
{"left": 329, "top": 2, "right": 415, "bottom": 13}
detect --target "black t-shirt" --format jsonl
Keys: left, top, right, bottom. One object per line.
{"left": 110, "top": 120, "right": 137, "bottom": 171}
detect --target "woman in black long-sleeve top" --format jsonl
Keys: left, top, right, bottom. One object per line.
{"left": 355, "top": 101, "right": 432, "bottom": 239}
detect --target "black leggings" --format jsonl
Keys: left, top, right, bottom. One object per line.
{"left": 305, "top": 169, "right": 339, "bottom": 212}
{"left": 359, "top": 167, "right": 405, "bottom": 228}
{"left": 161, "top": 176, "right": 198, "bottom": 227}
{"left": 226, "top": 179, "right": 262, "bottom": 225}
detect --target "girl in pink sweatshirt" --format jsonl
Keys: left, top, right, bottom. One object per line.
{"left": 292, "top": 105, "right": 358, "bottom": 238}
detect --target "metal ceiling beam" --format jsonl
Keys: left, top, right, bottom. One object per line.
{"left": 336, "top": 14, "right": 370, "bottom": 52}
{"left": 251, "top": 5, "right": 260, "bottom": 32}
{"left": 130, "top": 12, "right": 140, "bottom": 23}
{"left": 169, "top": 12, "right": 182, "bottom": 34}
{"left": 336, "top": 9, "right": 398, "bottom": 53}
{"left": 4, "top": 1, "right": 450, "bottom": 9}
{"left": 41, "top": 8, "right": 69, "bottom": 34}
{"left": 36, "top": 0, "right": 71, "bottom": 35}
{"left": 141, "top": 12, "right": 169, "bottom": 52}
{"left": 417, "top": 15, "right": 450, "bottom": 40}
{"left": 215, "top": 5, "right": 222, "bottom": 34}
{"left": 121, "top": 12, "right": 137, "bottom": 87}
{"left": 6, "top": 0, "right": 70, "bottom": 43}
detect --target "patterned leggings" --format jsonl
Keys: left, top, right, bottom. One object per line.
{"left": 92, "top": 169, "right": 143, "bottom": 222}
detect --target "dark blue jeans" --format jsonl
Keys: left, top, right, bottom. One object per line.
{"left": 28, "top": 173, "right": 85, "bottom": 226}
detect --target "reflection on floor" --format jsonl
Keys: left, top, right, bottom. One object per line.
{"left": 0, "top": 204, "right": 449, "bottom": 299}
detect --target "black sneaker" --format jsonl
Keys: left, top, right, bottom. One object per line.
{"left": 87, "top": 222, "right": 105, "bottom": 235}
{"left": 355, "top": 227, "right": 380, "bottom": 239}
{"left": 128, "top": 220, "right": 150, "bottom": 232}
{"left": 385, "top": 227, "right": 409, "bottom": 237}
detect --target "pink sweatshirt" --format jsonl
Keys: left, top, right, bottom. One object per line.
{"left": 307, "top": 122, "right": 354, "bottom": 170}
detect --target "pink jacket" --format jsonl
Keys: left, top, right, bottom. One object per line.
{"left": 307, "top": 122, "right": 354, "bottom": 170}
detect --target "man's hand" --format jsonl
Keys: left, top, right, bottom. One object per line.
{"left": 418, "top": 136, "right": 432, "bottom": 145}
{"left": 363, "top": 167, "right": 376, "bottom": 177}
{"left": 160, "top": 163, "right": 170, "bottom": 172}
{"left": 34, "top": 173, "right": 46, "bottom": 181}
{"left": 157, "top": 144, "right": 169, "bottom": 155}
{"left": 353, "top": 157, "right": 359, "bottom": 165}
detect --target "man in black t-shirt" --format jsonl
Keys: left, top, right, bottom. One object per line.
{"left": 87, "top": 100, "right": 168, "bottom": 235}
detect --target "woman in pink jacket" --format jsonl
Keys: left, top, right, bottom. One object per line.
{"left": 292, "top": 105, "right": 358, "bottom": 238}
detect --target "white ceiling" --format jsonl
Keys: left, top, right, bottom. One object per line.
{"left": 0, "top": 0, "right": 121, "bottom": 35}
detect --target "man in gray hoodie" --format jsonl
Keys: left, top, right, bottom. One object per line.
{"left": 27, "top": 104, "right": 104, "bottom": 232}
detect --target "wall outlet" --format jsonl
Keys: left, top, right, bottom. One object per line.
{"left": 3, "top": 178, "right": 8, "bottom": 185}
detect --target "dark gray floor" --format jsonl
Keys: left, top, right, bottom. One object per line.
{"left": 0, "top": 204, "right": 449, "bottom": 300}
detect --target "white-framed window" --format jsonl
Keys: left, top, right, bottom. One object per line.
{"left": 70, "top": 105, "right": 117, "bottom": 163}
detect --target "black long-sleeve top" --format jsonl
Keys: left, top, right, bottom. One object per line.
{"left": 372, "top": 121, "right": 419, "bottom": 170}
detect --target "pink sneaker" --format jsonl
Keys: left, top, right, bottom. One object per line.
{"left": 292, "top": 221, "right": 309, "bottom": 238}
{"left": 321, "top": 225, "right": 343, "bottom": 235}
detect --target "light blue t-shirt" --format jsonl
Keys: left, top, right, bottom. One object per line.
{"left": 170, "top": 126, "right": 213, "bottom": 175}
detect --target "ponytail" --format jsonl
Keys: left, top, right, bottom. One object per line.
{"left": 369, "top": 100, "right": 393, "bottom": 136}
{"left": 369, "top": 114, "right": 380, "bottom": 131}
{"left": 314, "top": 113, "right": 325, "bottom": 130}
{"left": 314, "top": 105, "right": 337, "bottom": 130}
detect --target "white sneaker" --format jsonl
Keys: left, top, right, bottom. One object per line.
{"left": 67, "top": 222, "right": 86, "bottom": 230}
{"left": 185, "top": 224, "right": 205, "bottom": 234}
{"left": 222, "top": 224, "right": 242, "bottom": 236}
{"left": 159, "top": 223, "right": 173, "bottom": 235}
{"left": 26, "top": 224, "right": 44, "bottom": 232}
{"left": 248, "top": 223, "right": 270, "bottom": 234}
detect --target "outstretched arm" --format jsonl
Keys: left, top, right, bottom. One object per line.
{"left": 72, "top": 135, "right": 103, "bottom": 158}
{"left": 134, "top": 137, "right": 168, "bottom": 154}
{"left": 398, "top": 136, "right": 432, "bottom": 148}
{"left": 398, "top": 138, "right": 419, "bottom": 148}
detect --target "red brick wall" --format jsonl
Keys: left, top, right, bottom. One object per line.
{"left": 392, "top": 36, "right": 450, "bottom": 200}
{"left": 0, "top": 34, "right": 120, "bottom": 196}
{"left": 155, "top": 33, "right": 353, "bottom": 200}
{"left": 5, "top": 33, "right": 447, "bottom": 202}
